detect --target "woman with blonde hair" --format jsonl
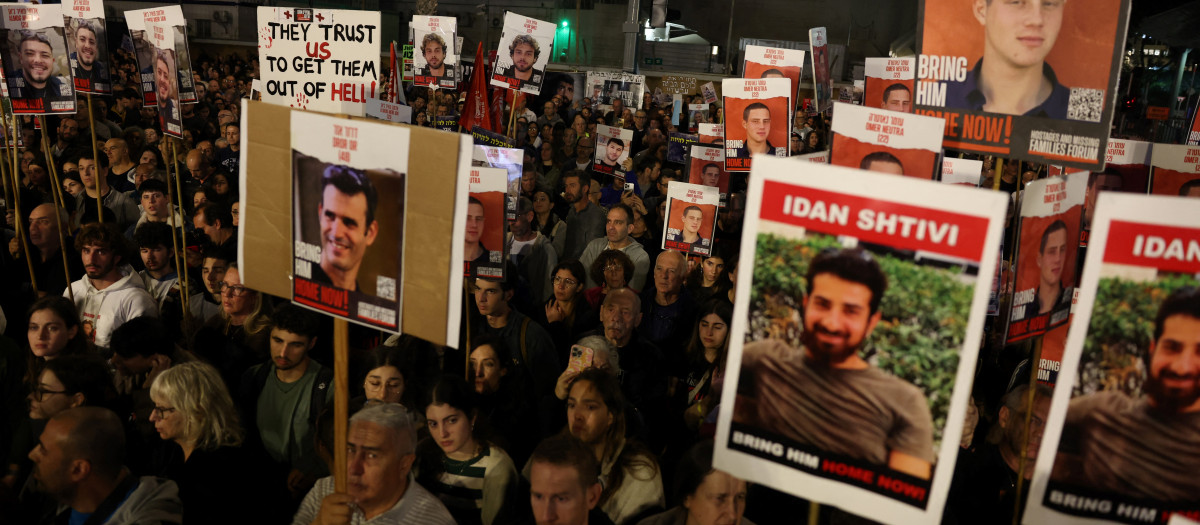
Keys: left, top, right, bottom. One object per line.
{"left": 191, "top": 261, "right": 272, "bottom": 390}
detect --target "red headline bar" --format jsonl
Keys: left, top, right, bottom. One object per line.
{"left": 1103, "top": 220, "right": 1200, "bottom": 274}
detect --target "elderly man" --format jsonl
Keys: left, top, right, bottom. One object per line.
{"left": 27, "top": 203, "right": 83, "bottom": 295}
{"left": 293, "top": 403, "right": 454, "bottom": 524}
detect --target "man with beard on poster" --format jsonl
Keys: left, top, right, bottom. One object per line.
{"left": 11, "top": 31, "right": 71, "bottom": 109}
{"left": 418, "top": 32, "right": 449, "bottom": 79}
{"left": 737, "top": 247, "right": 935, "bottom": 480}
{"left": 71, "top": 20, "right": 107, "bottom": 89}
{"left": 155, "top": 49, "right": 179, "bottom": 133}
{"left": 945, "top": 0, "right": 1071, "bottom": 118}
{"left": 311, "top": 164, "right": 379, "bottom": 291}
{"left": 734, "top": 103, "right": 779, "bottom": 158}
{"left": 499, "top": 34, "right": 542, "bottom": 87}
{"left": 1052, "top": 286, "right": 1200, "bottom": 501}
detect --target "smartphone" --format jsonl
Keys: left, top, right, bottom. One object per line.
{"left": 624, "top": 182, "right": 634, "bottom": 194}
{"left": 567, "top": 345, "right": 594, "bottom": 374}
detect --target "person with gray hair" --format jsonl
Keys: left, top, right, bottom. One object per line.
{"left": 29, "top": 406, "right": 182, "bottom": 524}
{"left": 292, "top": 403, "right": 455, "bottom": 525}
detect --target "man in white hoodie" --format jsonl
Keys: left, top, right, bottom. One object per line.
{"left": 65, "top": 222, "right": 158, "bottom": 350}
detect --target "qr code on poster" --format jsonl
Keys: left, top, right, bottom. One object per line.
{"left": 1067, "top": 88, "right": 1104, "bottom": 122}
{"left": 376, "top": 276, "right": 396, "bottom": 301}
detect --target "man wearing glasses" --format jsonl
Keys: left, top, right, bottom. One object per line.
{"left": 310, "top": 164, "right": 379, "bottom": 291}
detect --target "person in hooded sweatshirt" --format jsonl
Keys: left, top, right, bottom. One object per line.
{"left": 64, "top": 222, "right": 159, "bottom": 350}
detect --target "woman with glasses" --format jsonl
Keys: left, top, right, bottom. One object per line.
{"left": 192, "top": 262, "right": 271, "bottom": 391}
{"left": 535, "top": 260, "right": 597, "bottom": 358}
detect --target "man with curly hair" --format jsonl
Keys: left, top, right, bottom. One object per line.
{"left": 419, "top": 32, "right": 449, "bottom": 79}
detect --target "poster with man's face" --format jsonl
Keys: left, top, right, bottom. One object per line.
{"left": 714, "top": 156, "right": 1007, "bottom": 525}
{"left": 593, "top": 124, "right": 633, "bottom": 178}
{"left": 661, "top": 181, "right": 717, "bottom": 257}
{"left": 689, "top": 145, "right": 728, "bottom": 201}
{"left": 864, "top": 57, "right": 914, "bottom": 113}
{"left": 412, "top": 15, "right": 457, "bottom": 89}
{"left": 722, "top": 78, "right": 791, "bottom": 172}
{"left": 917, "top": 0, "right": 1132, "bottom": 170}
{"left": 471, "top": 145, "right": 522, "bottom": 220}
{"left": 64, "top": 1, "right": 111, "bottom": 95}
{"left": 126, "top": 6, "right": 189, "bottom": 108}
{"left": 830, "top": 102, "right": 944, "bottom": 180}
{"left": 490, "top": 12, "right": 553, "bottom": 95}
{"left": 1149, "top": 143, "right": 1200, "bottom": 199}
{"left": 0, "top": 4, "right": 76, "bottom": 115}
{"left": 1024, "top": 193, "right": 1200, "bottom": 525}
{"left": 291, "top": 111, "right": 408, "bottom": 332}
{"left": 743, "top": 45, "right": 805, "bottom": 107}
{"left": 465, "top": 166, "right": 506, "bottom": 280}
{"left": 584, "top": 71, "right": 646, "bottom": 115}
{"left": 1006, "top": 172, "right": 1086, "bottom": 344}
{"left": 148, "top": 21, "right": 181, "bottom": 138}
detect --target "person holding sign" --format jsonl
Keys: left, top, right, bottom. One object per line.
{"left": 501, "top": 34, "right": 542, "bottom": 87}
{"left": 312, "top": 165, "right": 380, "bottom": 291}
{"left": 419, "top": 33, "right": 449, "bottom": 79}
{"left": 737, "top": 248, "right": 935, "bottom": 480}
{"left": 735, "top": 103, "right": 776, "bottom": 158}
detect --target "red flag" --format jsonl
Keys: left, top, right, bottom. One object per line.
{"left": 460, "top": 43, "right": 493, "bottom": 133}
{"left": 388, "top": 42, "right": 398, "bottom": 103}
{"left": 490, "top": 87, "right": 505, "bottom": 133}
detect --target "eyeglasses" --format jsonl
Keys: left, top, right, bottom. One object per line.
{"left": 213, "top": 282, "right": 248, "bottom": 296}
{"left": 552, "top": 276, "right": 578, "bottom": 287}
{"left": 30, "top": 386, "right": 68, "bottom": 401}
{"left": 151, "top": 406, "right": 176, "bottom": 418}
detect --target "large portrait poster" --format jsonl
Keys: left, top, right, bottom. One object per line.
{"left": 585, "top": 71, "right": 646, "bottom": 115}
{"left": 0, "top": 4, "right": 76, "bottom": 115}
{"left": 291, "top": 111, "right": 408, "bottom": 332}
{"left": 714, "top": 156, "right": 1007, "bottom": 524}
{"left": 661, "top": 181, "right": 717, "bottom": 257}
{"left": 689, "top": 145, "right": 728, "bottom": 203}
{"left": 592, "top": 124, "right": 633, "bottom": 178}
{"left": 465, "top": 166, "right": 506, "bottom": 280}
{"left": 1082, "top": 139, "right": 1151, "bottom": 246}
{"left": 1006, "top": 173, "right": 1087, "bottom": 343}
{"left": 743, "top": 44, "right": 805, "bottom": 104}
{"left": 127, "top": 6, "right": 194, "bottom": 107}
{"left": 1024, "top": 193, "right": 1200, "bottom": 525}
{"left": 471, "top": 145, "right": 522, "bottom": 220}
{"left": 915, "top": 0, "right": 1131, "bottom": 170}
{"left": 147, "top": 21, "right": 181, "bottom": 138}
{"left": 65, "top": 0, "right": 111, "bottom": 94}
{"left": 257, "top": 7, "right": 381, "bottom": 117}
{"left": 1149, "top": 144, "right": 1200, "bottom": 198}
{"left": 830, "top": 102, "right": 944, "bottom": 180}
{"left": 809, "top": 27, "right": 832, "bottom": 114}
{"left": 490, "top": 12, "right": 553, "bottom": 94}
{"left": 941, "top": 157, "right": 983, "bottom": 186}
{"left": 412, "top": 15, "right": 456, "bottom": 89}
{"left": 723, "top": 78, "right": 791, "bottom": 172}
{"left": 865, "top": 57, "right": 914, "bottom": 113}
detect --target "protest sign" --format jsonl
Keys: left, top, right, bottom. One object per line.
{"left": 1148, "top": 143, "right": 1200, "bottom": 198}
{"left": 593, "top": 124, "right": 633, "bottom": 178}
{"left": 412, "top": 15, "right": 456, "bottom": 89}
{"left": 940, "top": 157, "right": 982, "bottom": 186}
{"left": 0, "top": 4, "right": 76, "bottom": 115}
{"left": 668, "top": 132, "right": 697, "bottom": 164}
{"left": 699, "top": 123, "right": 723, "bottom": 145}
{"left": 661, "top": 181, "right": 718, "bottom": 257}
{"left": 291, "top": 110, "right": 407, "bottom": 332}
{"left": 433, "top": 115, "right": 458, "bottom": 131}
{"left": 689, "top": 145, "right": 728, "bottom": 204}
{"left": 659, "top": 74, "right": 698, "bottom": 95}
{"left": 1081, "top": 138, "right": 1151, "bottom": 246}
{"left": 830, "top": 102, "right": 944, "bottom": 180}
{"left": 701, "top": 81, "right": 718, "bottom": 104}
{"left": 723, "top": 78, "right": 791, "bottom": 172}
{"left": 465, "top": 167, "right": 507, "bottom": 280}
{"left": 687, "top": 103, "right": 708, "bottom": 132}
{"left": 743, "top": 44, "right": 805, "bottom": 105}
{"left": 916, "top": 0, "right": 1131, "bottom": 170}
{"left": 535, "top": 71, "right": 584, "bottom": 112}
{"left": 490, "top": 12, "right": 553, "bottom": 94}
{"left": 715, "top": 155, "right": 1006, "bottom": 524}
{"left": 257, "top": 7, "right": 381, "bottom": 117}
{"left": 65, "top": 1, "right": 111, "bottom": 94}
{"left": 1006, "top": 173, "right": 1086, "bottom": 343}
{"left": 472, "top": 145, "right": 522, "bottom": 220}
{"left": 401, "top": 44, "right": 414, "bottom": 82}
{"left": 147, "top": 21, "right": 181, "bottom": 137}
{"left": 1024, "top": 193, "right": 1200, "bottom": 525}
{"left": 795, "top": 150, "right": 829, "bottom": 163}
{"left": 364, "top": 98, "right": 412, "bottom": 124}
{"left": 865, "top": 57, "right": 915, "bottom": 113}
{"left": 471, "top": 126, "right": 515, "bottom": 148}
{"left": 1187, "top": 107, "right": 1200, "bottom": 146}
{"left": 585, "top": 71, "right": 646, "bottom": 115}
{"left": 127, "top": 6, "right": 194, "bottom": 106}
{"left": 809, "top": 27, "right": 832, "bottom": 114}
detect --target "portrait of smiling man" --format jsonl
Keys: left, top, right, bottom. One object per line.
{"left": 11, "top": 30, "right": 72, "bottom": 110}
{"left": 70, "top": 19, "right": 109, "bottom": 89}
{"left": 734, "top": 103, "right": 777, "bottom": 158}
{"left": 311, "top": 164, "right": 380, "bottom": 291}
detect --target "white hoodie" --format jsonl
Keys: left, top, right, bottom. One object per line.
{"left": 64, "top": 265, "right": 159, "bottom": 349}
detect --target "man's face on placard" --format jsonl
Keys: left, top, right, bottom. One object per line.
{"left": 1146, "top": 314, "right": 1200, "bottom": 412}
{"left": 1084, "top": 172, "right": 1122, "bottom": 223}
{"left": 682, "top": 208, "right": 703, "bottom": 234}
{"left": 742, "top": 107, "right": 771, "bottom": 144}
{"left": 20, "top": 38, "right": 53, "bottom": 87}
{"left": 156, "top": 58, "right": 173, "bottom": 102}
{"left": 701, "top": 166, "right": 721, "bottom": 188}
{"left": 423, "top": 41, "right": 445, "bottom": 70}
{"left": 864, "top": 158, "right": 905, "bottom": 176}
{"left": 605, "top": 140, "right": 624, "bottom": 163}
{"left": 1036, "top": 227, "right": 1068, "bottom": 287}
{"left": 884, "top": 88, "right": 911, "bottom": 112}
{"left": 76, "top": 27, "right": 98, "bottom": 67}
{"left": 465, "top": 202, "right": 485, "bottom": 244}
{"left": 512, "top": 43, "right": 536, "bottom": 73}
{"left": 974, "top": 0, "right": 1065, "bottom": 71}
{"left": 319, "top": 185, "right": 379, "bottom": 278}
{"left": 801, "top": 273, "right": 881, "bottom": 366}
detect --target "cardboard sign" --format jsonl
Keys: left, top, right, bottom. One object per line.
{"left": 127, "top": 6, "right": 195, "bottom": 107}
{"left": 65, "top": 1, "right": 111, "bottom": 94}
{"left": 592, "top": 124, "right": 633, "bottom": 178}
{"left": 258, "top": 7, "right": 381, "bottom": 117}
{"left": 1006, "top": 173, "right": 1087, "bottom": 343}
{"left": 661, "top": 181, "right": 718, "bottom": 256}
{"left": 490, "top": 12, "right": 553, "bottom": 94}
{"left": 689, "top": 145, "right": 728, "bottom": 204}
{"left": 471, "top": 145, "right": 522, "bottom": 220}
{"left": 0, "top": 4, "right": 76, "bottom": 114}
{"left": 916, "top": 0, "right": 1132, "bottom": 170}
{"left": 715, "top": 155, "right": 1007, "bottom": 524}
{"left": 865, "top": 57, "right": 915, "bottom": 113}
{"left": 722, "top": 78, "right": 792, "bottom": 172}
{"left": 585, "top": 71, "right": 646, "bottom": 115}
{"left": 239, "top": 100, "right": 464, "bottom": 347}
{"left": 364, "top": 98, "right": 412, "bottom": 124}
{"left": 465, "top": 166, "right": 507, "bottom": 280}
{"left": 809, "top": 27, "right": 832, "bottom": 114}
{"left": 667, "top": 132, "right": 697, "bottom": 164}
{"left": 147, "top": 21, "right": 181, "bottom": 138}
{"left": 940, "top": 157, "right": 982, "bottom": 186}
{"left": 830, "top": 102, "right": 945, "bottom": 180}
{"left": 743, "top": 44, "right": 805, "bottom": 105}
{"left": 1024, "top": 193, "right": 1200, "bottom": 525}
{"left": 412, "top": 15, "right": 456, "bottom": 89}
{"left": 1149, "top": 143, "right": 1200, "bottom": 197}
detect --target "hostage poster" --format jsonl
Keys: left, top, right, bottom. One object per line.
{"left": 490, "top": 12, "right": 553, "bottom": 94}
{"left": 147, "top": 21, "right": 181, "bottom": 138}
{"left": 689, "top": 145, "right": 728, "bottom": 203}
{"left": 661, "top": 181, "right": 718, "bottom": 257}
{"left": 593, "top": 124, "right": 633, "bottom": 178}
{"left": 291, "top": 111, "right": 408, "bottom": 332}
{"left": 723, "top": 77, "right": 791, "bottom": 172}
{"left": 465, "top": 166, "right": 507, "bottom": 280}
{"left": 472, "top": 145, "right": 522, "bottom": 220}
{"left": 127, "top": 6, "right": 195, "bottom": 106}
{"left": 743, "top": 44, "right": 805, "bottom": 105}
{"left": 1149, "top": 143, "right": 1200, "bottom": 198}
{"left": 412, "top": 15, "right": 457, "bottom": 89}
{"left": 1006, "top": 172, "right": 1086, "bottom": 343}
{"left": 65, "top": 0, "right": 111, "bottom": 94}
{"left": 586, "top": 71, "right": 646, "bottom": 115}
{"left": 915, "top": 0, "right": 1131, "bottom": 170}
{"left": 830, "top": 102, "right": 945, "bottom": 180}
{"left": 1023, "top": 192, "right": 1200, "bottom": 525}
{"left": 714, "top": 155, "right": 1007, "bottom": 524}
{"left": 0, "top": 4, "right": 76, "bottom": 115}
{"left": 810, "top": 27, "right": 832, "bottom": 114}
{"left": 865, "top": 57, "right": 915, "bottom": 113}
